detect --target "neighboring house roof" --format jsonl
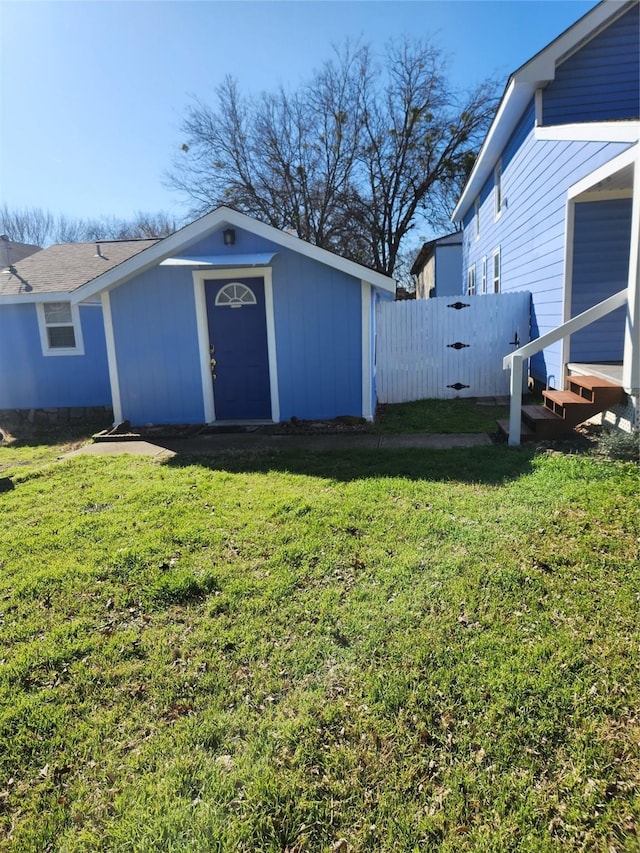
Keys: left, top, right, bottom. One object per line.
{"left": 452, "top": 0, "right": 638, "bottom": 221}
{"left": 68, "top": 206, "right": 395, "bottom": 303}
{"left": 410, "top": 232, "right": 462, "bottom": 276}
{"left": 0, "top": 238, "right": 41, "bottom": 265}
{"left": 0, "top": 239, "right": 160, "bottom": 298}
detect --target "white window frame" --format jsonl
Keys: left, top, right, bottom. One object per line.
{"left": 467, "top": 264, "right": 476, "bottom": 296}
{"left": 481, "top": 256, "right": 487, "bottom": 294}
{"left": 474, "top": 198, "right": 480, "bottom": 240}
{"left": 36, "top": 300, "right": 84, "bottom": 356}
{"left": 494, "top": 160, "right": 503, "bottom": 219}
{"left": 492, "top": 247, "right": 501, "bottom": 293}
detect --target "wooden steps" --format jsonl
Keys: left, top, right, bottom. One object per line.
{"left": 498, "top": 375, "right": 624, "bottom": 441}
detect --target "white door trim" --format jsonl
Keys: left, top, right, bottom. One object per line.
{"left": 192, "top": 267, "right": 279, "bottom": 423}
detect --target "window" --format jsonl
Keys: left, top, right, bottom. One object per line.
{"left": 467, "top": 264, "right": 476, "bottom": 296}
{"left": 214, "top": 282, "right": 257, "bottom": 308}
{"left": 492, "top": 248, "right": 501, "bottom": 293}
{"left": 494, "top": 160, "right": 503, "bottom": 218}
{"left": 474, "top": 198, "right": 480, "bottom": 239}
{"left": 37, "top": 301, "right": 84, "bottom": 355}
{"left": 481, "top": 256, "right": 487, "bottom": 294}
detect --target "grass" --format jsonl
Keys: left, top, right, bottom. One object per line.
{"left": 372, "top": 398, "right": 510, "bottom": 434}
{"left": 0, "top": 429, "right": 638, "bottom": 851}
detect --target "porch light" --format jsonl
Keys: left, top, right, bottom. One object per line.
{"left": 223, "top": 228, "right": 236, "bottom": 246}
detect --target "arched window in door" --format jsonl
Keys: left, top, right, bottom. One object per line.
{"left": 214, "top": 282, "right": 257, "bottom": 308}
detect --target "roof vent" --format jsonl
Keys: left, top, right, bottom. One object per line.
{"left": 95, "top": 242, "right": 105, "bottom": 259}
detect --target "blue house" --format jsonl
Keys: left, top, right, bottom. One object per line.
{"left": 0, "top": 208, "right": 395, "bottom": 427}
{"left": 410, "top": 232, "right": 463, "bottom": 299}
{"left": 452, "top": 0, "right": 639, "bottom": 443}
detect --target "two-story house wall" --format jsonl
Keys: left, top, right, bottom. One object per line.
{"left": 452, "top": 0, "right": 639, "bottom": 432}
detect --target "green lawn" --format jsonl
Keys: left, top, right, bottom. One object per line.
{"left": 0, "top": 438, "right": 638, "bottom": 852}
{"left": 372, "top": 398, "right": 510, "bottom": 434}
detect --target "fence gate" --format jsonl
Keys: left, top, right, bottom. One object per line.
{"left": 375, "top": 292, "right": 530, "bottom": 403}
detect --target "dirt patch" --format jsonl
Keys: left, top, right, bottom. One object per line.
{"left": 94, "top": 416, "right": 370, "bottom": 442}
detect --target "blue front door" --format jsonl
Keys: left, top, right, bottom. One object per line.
{"left": 205, "top": 277, "right": 272, "bottom": 420}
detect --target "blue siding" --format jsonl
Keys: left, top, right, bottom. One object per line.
{"left": 271, "top": 251, "right": 362, "bottom": 421}
{"left": 570, "top": 198, "right": 632, "bottom": 363}
{"left": 110, "top": 225, "right": 366, "bottom": 424}
{"left": 543, "top": 4, "right": 640, "bottom": 124}
{"left": 0, "top": 303, "right": 110, "bottom": 409}
{"left": 464, "top": 95, "right": 632, "bottom": 385}
{"left": 434, "top": 245, "right": 462, "bottom": 296}
{"left": 110, "top": 267, "right": 205, "bottom": 425}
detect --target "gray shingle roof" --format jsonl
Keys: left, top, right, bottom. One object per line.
{"left": 0, "top": 239, "right": 160, "bottom": 297}
{"left": 0, "top": 240, "right": 41, "bottom": 264}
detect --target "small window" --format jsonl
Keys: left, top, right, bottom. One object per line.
{"left": 492, "top": 248, "right": 501, "bottom": 293}
{"left": 467, "top": 264, "right": 476, "bottom": 296}
{"left": 481, "top": 256, "right": 487, "bottom": 294}
{"left": 474, "top": 198, "right": 480, "bottom": 239}
{"left": 37, "top": 301, "right": 84, "bottom": 356}
{"left": 494, "top": 160, "right": 503, "bottom": 218}
{"left": 215, "top": 282, "right": 257, "bottom": 308}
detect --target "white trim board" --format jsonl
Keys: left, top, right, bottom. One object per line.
{"left": 101, "top": 291, "right": 122, "bottom": 424}
{"left": 535, "top": 121, "right": 639, "bottom": 143}
{"left": 361, "top": 281, "right": 373, "bottom": 421}
{"left": 568, "top": 144, "right": 638, "bottom": 198}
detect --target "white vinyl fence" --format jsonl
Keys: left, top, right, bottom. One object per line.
{"left": 376, "top": 292, "right": 530, "bottom": 403}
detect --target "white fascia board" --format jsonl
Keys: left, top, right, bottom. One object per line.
{"left": 536, "top": 121, "right": 640, "bottom": 143}
{"left": 453, "top": 79, "right": 532, "bottom": 222}
{"left": 71, "top": 206, "right": 396, "bottom": 303}
{"left": 0, "top": 291, "right": 96, "bottom": 305}
{"left": 567, "top": 143, "right": 638, "bottom": 198}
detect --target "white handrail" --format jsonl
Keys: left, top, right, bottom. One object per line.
{"left": 503, "top": 288, "right": 628, "bottom": 445}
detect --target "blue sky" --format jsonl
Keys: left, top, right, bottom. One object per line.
{"left": 0, "top": 0, "right": 599, "bottom": 225}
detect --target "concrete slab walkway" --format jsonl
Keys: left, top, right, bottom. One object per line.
{"left": 65, "top": 432, "right": 492, "bottom": 460}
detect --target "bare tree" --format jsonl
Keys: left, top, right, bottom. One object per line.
{"left": 0, "top": 205, "right": 54, "bottom": 246}
{"left": 168, "top": 38, "right": 497, "bottom": 275}
{"left": 0, "top": 206, "right": 179, "bottom": 247}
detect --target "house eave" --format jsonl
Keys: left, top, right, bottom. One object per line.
{"left": 452, "top": 78, "right": 532, "bottom": 222}
{"left": 69, "top": 207, "right": 396, "bottom": 304}
{"left": 452, "top": 0, "right": 637, "bottom": 223}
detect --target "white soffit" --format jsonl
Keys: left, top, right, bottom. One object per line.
{"left": 160, "top": 253, "right": 278, "bottom": 267}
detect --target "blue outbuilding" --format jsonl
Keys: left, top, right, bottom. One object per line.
{"left": 0, "top": 208, "right": 395, "bottom": 426}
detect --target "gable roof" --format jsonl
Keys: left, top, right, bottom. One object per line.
{"left": 0, "top": 239, "right": 160, "bottom": 299}
{"left": 410, "top": 232, "right": 462, "bottom": 276}
{"left": 452, "top": 0, "right": 637, "bottom": 222}
{"left": 69, "top": 206, "right": 395, "bottom": 302}
{"left": 0, "top": 239, "right": 41, "bottom": 265}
